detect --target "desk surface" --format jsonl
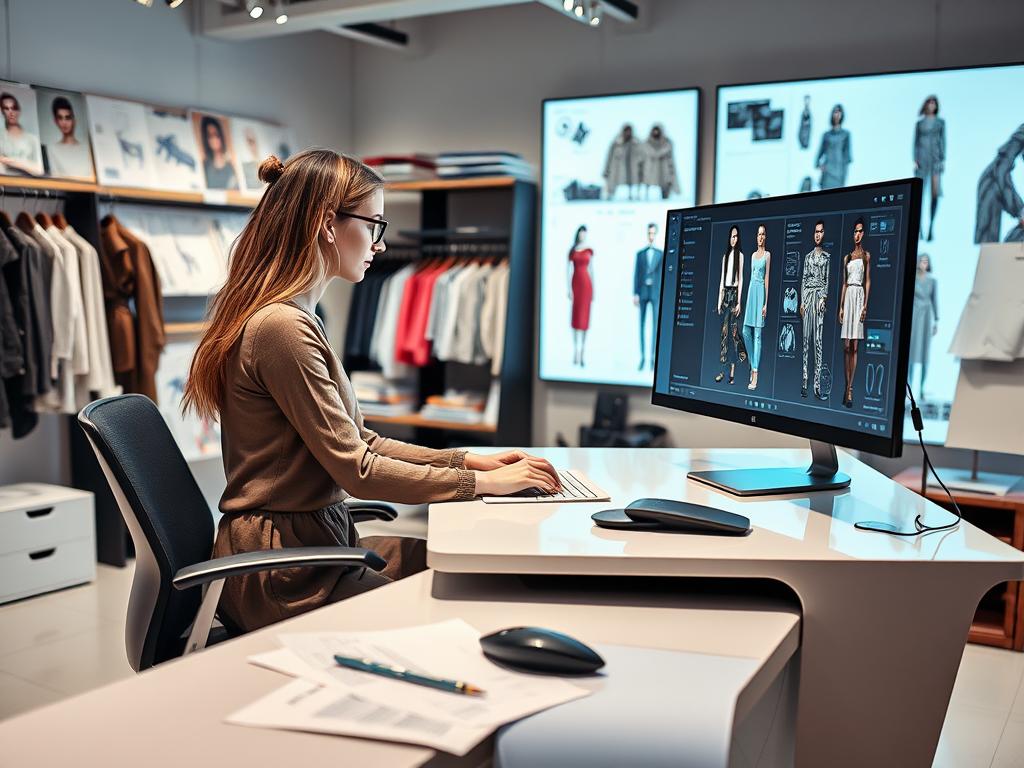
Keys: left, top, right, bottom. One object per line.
{"left": 0, "top": 571, "right": 799, "bottom": 768}
{"left": 428, "top": 448, "right": 1024, "bottom": 575}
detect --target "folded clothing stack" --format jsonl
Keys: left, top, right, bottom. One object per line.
{"left": 419, "top": 389, "right": 487, "bottom": 424}
{"left": 435, "top": 151, "right": 535, "bottom": 181}
{"left": 350, "top": 371, "right": 417, "bottom": 417}
{"left": 362, "top": 154, "right": 437, "bottom": 182}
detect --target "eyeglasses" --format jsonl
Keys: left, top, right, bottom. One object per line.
{"left": 337, "top": 212, "right": 388, "bottom": 244}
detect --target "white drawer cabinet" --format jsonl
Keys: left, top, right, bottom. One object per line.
{"left": 0, "top": 484, "right": 96, "bottom": 604}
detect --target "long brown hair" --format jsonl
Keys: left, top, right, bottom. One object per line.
{"left": 182, "top": 148, "right": 384, "bottom": 420}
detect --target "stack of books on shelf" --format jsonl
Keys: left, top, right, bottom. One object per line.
{"left": 419, "top": 390, "right": 488, "bottom": 425}
{"left": 362, "top": 154, "right": 437, "bottom": 182}
{"left": 435, "top": 151, "right": 535, "bottom": 181}
{"left": 350, "top": 372, "right": 417, "bottom": 417}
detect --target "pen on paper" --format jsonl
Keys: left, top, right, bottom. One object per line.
{"left": 334, "top": 654, "right": 486, "bottom": 696}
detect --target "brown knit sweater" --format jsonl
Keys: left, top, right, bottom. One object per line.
{"left": 212, "top": 301, "right": 475, "bottom": 631}
{"left": 218, "top": 301, "right": 476, "bottom": 513}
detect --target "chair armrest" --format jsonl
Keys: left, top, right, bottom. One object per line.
{"left": 172, "top": 546, "right": 387, "bottom": 591}
{"left": 346, "top": 500, "right": 399, "bottom": 522}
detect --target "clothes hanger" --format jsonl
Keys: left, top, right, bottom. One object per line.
{"left": 15, "top": 190, "right": 35, "bottom": 233}
{"left": 0, "top": 187, "right": 12, "bottom": 230}
{"left": 35, "top": 191, "right": 54, "bottom": 229}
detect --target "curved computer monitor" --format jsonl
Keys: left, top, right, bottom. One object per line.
{"left": 652, "top": 179, "right": 922, "bottom": 496}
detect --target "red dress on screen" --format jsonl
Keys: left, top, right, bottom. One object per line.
{"left": 570, "top": 247, "right": 593, "bottom": 331}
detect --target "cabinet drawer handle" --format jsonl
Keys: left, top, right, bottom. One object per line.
{"left": 26, "top": 507, "right": 54, "bottom": 519}
{"left": 29, "top": 548, "right": 56, "bottom": 560}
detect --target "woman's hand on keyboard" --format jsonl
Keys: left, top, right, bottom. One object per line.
{"left": 473, "top": 456, "right": 562, "bottom": 496}
{"left": 465, "top": 450, "right": 556, "bottom": 475}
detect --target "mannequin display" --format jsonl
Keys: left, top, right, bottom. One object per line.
{"left": 913, "top": 96, "right": 946, "bottom": 242}
{"left": 633, "top": 222, "right": 663, "bottom": 370}
{"left": 741, "top": 225, "right": 770, "bottom": 390}
{"left": 568, "top": 225, "right": 594, "bottom": 367}
{"left": 816, "top": 105, "right": 852, "bottom": 190}
{"left": 800, "top": 219, "right": 830, "bottom": 399}
{"left": 716, "top": 225, "right": 747, "bottom": 385}
{"left": 838, "top": 217, "right": 871, "bottom": 408}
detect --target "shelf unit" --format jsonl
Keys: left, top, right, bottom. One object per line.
{"left": 894, "top": 468, "right": 1024, "bottom": 651}
{"left": 352, "top": 176, "right": 536, "bottom": 447}
{"left": 1, "top": 174, "right": 254, "bottom": 567}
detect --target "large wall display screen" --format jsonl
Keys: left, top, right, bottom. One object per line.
{"left": 540, "top": 89, "right": 699, "bottom": 385}
{"left": 715, "top": 63, "right": 1024, "bottom": 444}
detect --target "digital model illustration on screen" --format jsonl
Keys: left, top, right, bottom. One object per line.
{"left": 715, "top": 63, "right": 1024, "bottom": 443}
{"left": 540, "top": 89, "right": 699, "bottom": 386}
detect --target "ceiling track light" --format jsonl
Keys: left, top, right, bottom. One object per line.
{"left": 587, "top": 1, "right": 602, "bottom": 25}
{"left": 245, "top": 0, "right": 263, "bottom": 18}
{"left": 562, "top": 0, "right": 573, "bottom": 10}
{"left": 275, "top": 0, "right": 288, "bottom": 24}
{"left": 573, "top": 2, "right": 584, "bottom": 17}
{"left": 166, "top": 0, "right": 184, "bottom": 7}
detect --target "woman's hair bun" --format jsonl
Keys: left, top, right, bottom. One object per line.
{"left": 258, "top": 155, "right": 286, "bottom": 185}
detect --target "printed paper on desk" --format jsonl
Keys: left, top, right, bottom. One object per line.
{"left": 226, "top": 678, "right": 492, "bottom": 756}
{"left": 269, "top": 620, "right": 592, "bottom": 727}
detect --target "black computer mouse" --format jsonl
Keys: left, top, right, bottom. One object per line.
{"left": 479, "top": 627, "right": 605, "bottom": 675}
{"left": 626, "top": 498, "right": 751, "bottom": 535}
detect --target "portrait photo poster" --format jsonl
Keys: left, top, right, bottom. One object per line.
{"left": 539, "top": 89, "right": 699, "bottom": 387}
{"left": 715, "top": 63, "right": 1024, "bottom": 443}
{"left": 191, "top": 110, "right": 242, "bottom": 192}
{"left": 0, "top": 80, "right": 44, "bottom": 177}
{"left": 231, "top": 117, "right": 295, "bottom": 198}
{"left": 86, "top": 94, "right": 156, "bottom": 188}
{"left": 35, "top": 87, "right": 95, "bottom": 181}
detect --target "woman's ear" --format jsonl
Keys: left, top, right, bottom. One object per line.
{"left": 322, "top": 210, "right": 337, "bottom": 244}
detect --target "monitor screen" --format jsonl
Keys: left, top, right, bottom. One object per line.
{"left": 653, "top": 179, "right": 921, "bottom": 459}
{"left": 539, "top": 88, "right": 700, "bottom": 385}
{"left": 715, "top": 62, "right": 1024, "bottom": 444}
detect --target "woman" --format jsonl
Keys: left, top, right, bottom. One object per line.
{"left": 838, "top": 217, "right": 871, "bottom": 408}
{"left": 816, "top": 104, "right": 852, "bottom": 190}
{"left": 45, "top": 96, "right": 94, "bottom": 179}
{"left": 741, "top": 225, "right": 770, "bottom": 390}
{"left": 913, "top": 96, "right": 945, "bottom": 242}
{"left": 716, "top": 225, "right": 747, "bottom": 384}
{"left": 567, "top": 225, "right": 594, "bottom": 366}
{"left": 0, "top": 92, "right": 43, "bottom": 176}
{"left": 908, "top": 253, "right": 938, "bottom": 399}
{"left": 200, "top": 115, "right": 239, "bottom": 190}
{"left": 182, "top": 149, "right": 559, "bottom": 632}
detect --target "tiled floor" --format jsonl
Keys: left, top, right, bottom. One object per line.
{"left": 0, "top": 562, "right": 1022, "bottom": 767}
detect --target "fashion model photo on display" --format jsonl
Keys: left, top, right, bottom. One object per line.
{"left": 913, "top": 95, "right": 945, "bottom": 242}
{"left": 633, "top": 222, "right": 663, "bottom": 370}
{"left": 908, "top": 253, "right": 938, "bottom": 399}
{"left": 716, "top": 225, "right": 747, "bottom": 385}
{"left": 0, "top": 86, "right": 44, "bottom": 176}
{"left": 180, "top": 149, "right": 559, "bottom": 632}
{"left": 567, "top": 224, "right": 594, "bottom": 366}
{"left": 798, "top": 95, "right": 812, "bottom": 150}
{"left": 817, "top": 104, "right": 851, "bottom": 189}
{"left": 37, "top": 89, "right": 96, "bottom": 180}
{"left": 838, "top": 217, "right": 871, "bottom": 408}
{"left": 975, "top": 122, "right": 1024, "bottom": 244}
{"left": 194, "top": 112, "right": 239, "bottom": 191}
{"left": 638, "top": 124, "right": 680, "bottom": 200}
{"left": 799, "top": 219, "right": 830, "bottom": 399}
{"left": 741, "top": 224, "right": 770, "bottom": 390}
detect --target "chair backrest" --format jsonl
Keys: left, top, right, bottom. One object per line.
{"left": 78, "top": 395, "right": 215, "bottom": 671}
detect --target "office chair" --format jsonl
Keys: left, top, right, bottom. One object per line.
{"left": 78, "top": 394, "right": 399, "bottom": 672}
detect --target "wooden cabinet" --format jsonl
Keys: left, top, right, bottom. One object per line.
{"left": 894, "top": 468, "right": 1024, "bottom": 651}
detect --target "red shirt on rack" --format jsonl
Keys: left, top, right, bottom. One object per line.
{"left": 395, "top": 262, "right": 446, "bottom": 367}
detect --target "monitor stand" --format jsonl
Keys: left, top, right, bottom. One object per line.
{"left": 687, "top": 440, "right": 852, "bottom": 497}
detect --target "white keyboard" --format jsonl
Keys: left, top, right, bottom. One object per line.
{"left": 481, "top": 469, "right": 612, "bottom": 504}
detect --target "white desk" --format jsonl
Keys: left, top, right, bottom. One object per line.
{"left": 0, "top": 570, "right": 799, "bottom": 768}
{"left": 427, "top": 447, "right": 1024, "bottom": 768}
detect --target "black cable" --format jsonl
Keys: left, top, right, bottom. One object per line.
{"left": 854, "top": 382, "right": 962, "bottom": 536}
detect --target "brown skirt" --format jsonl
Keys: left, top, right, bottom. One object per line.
{"left": 212, "top": 501, "right": 428, "bottom": 633}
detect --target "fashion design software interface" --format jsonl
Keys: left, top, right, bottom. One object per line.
{"left": 655, "top": 184, "right": 914, "bottom": 439}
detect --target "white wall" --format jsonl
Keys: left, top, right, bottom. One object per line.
{"left": 349, "top": 0, "right": 1024, "bottom": 467}
{"left": 0, "top": 0, "right": 356, "bottom": 486}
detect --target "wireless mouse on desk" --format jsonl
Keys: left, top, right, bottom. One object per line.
{"left": 626, "top": 498, "right": 751, "bottom": 534}
{"left": 479, "top": 627, "right": 605, "bottom": 675}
